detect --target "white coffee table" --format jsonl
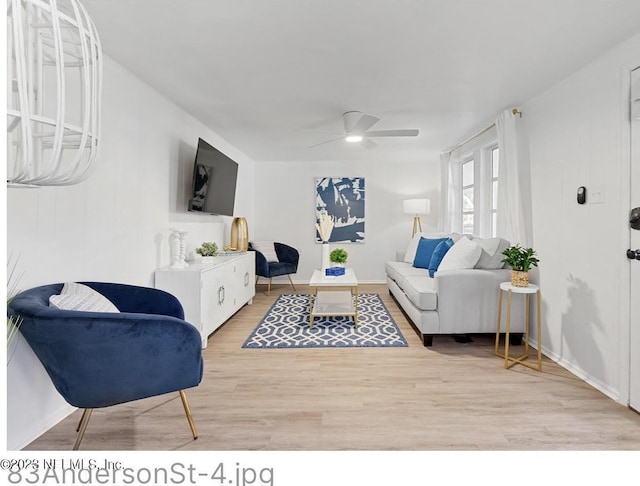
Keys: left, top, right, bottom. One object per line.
{"left": 308, "top": 268, "right": 359, "bottom": 328}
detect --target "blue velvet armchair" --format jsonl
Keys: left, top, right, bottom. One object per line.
{"left": 249, "top": 242, "right": 299, "bottom": 294}
{"left": 7, "top": 282, "right": 203, "bottom": 450}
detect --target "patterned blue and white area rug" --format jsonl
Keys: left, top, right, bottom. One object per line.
{"left": 242, "top": 293, "right": 408, "bottom": 349}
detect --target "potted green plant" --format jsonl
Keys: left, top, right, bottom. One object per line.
{"left": 196, "top": 242, "right": 218, "bottom": 263}
{"left": 501, "top": 245, "right": 539, "bottom": 287}
{"left": 7, "top": 253, "right": 24, "bottom": 364}
{"left": 329, "top": 248, "right": 348, "bottom": 267}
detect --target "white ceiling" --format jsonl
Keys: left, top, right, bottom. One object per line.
{"left": 82, "top": 0, "right": 640, "bottom": 164}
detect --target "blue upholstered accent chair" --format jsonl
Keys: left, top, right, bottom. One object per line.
{"left": 249, "top": 242, "right": 299, "bottom": 294}
{"left": 7, "top": 282, "right": 203, "bottom": 450}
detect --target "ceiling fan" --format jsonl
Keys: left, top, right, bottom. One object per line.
{"left": 308, "top": 111, "right": 419, "bottom": 148}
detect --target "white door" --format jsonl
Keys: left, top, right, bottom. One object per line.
{"left": 630, "top": 67, "right": 640, "bottom": 412}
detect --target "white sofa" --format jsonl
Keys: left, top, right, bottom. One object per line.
{"left": 385, "top": 233, "right": 528, "bottom": 347}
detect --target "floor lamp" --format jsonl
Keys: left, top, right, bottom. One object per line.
{"left": 403, "top": 199, "right": 430, "bottom": 238}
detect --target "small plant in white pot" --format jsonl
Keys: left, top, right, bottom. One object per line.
{"left": 501, "top": 245, "right": 539, "bottom": 287}
{"left": 329, "top": 248, "right": 348, "bottom": 267}
{"left": 196, "top": 242, "right": 218, "bottom": 263}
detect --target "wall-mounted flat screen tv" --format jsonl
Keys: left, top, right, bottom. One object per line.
{"left": 188, "top": 138, "right": 238, "bottom": 216}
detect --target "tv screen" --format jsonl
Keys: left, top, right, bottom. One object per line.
{"left": 188, "top": 138, "right": 238, "bottom": 216}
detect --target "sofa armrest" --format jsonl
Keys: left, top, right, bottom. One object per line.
{"left": 434, "top": 268, "right": 511, "bottom": 294}
{"left": 248, "top": 248, "right": 270, "bottom": 276}
{"left": 82, "top": 282, "right": 185, "bottom": 319}
{"left": 275, "top": 242, "right": 299, "bottom": 266}
{"left": 434, "top": 268, "right": 519, "bottom": 333}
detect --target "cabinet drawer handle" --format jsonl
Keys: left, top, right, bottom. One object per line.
{"left": 244, "top": 271, "right": 249, "bottom": 286}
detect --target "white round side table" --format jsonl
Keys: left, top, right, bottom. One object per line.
{"left": 494, "top": 282, "right": 542, "bottom": 371}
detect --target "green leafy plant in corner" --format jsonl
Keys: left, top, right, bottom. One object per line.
{"left": 501, "top": 245, "right": 539, "bottom": 272}
{"left": 329, "top": 248, "right": 348, "bottom": 265}
{"left": 7, "top": 314, "right": 21, "bottom": 352}
{"left": 7, "top": 253, "right": 25, "bottom": 363}
{"left": 196, "top": 242, "right": 218, "bottom": 257}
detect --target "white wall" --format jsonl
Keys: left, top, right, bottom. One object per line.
{"left": 253, "top": 159, "right": 440, "bottom": 283}
{"left": 6, "top": 57, "right": 256, "bottom": 450}
{"left": 523, "top": 32, "right": 640, "bottom": 402}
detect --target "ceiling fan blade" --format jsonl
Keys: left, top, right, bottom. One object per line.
{"left": 361, "top": 138, "right": 377, "bottom": 149}
{"left": 352, "top": 114, "right": 380, "bottom": 133}
{"left": 343, "top": 111, "right": 380, "bottom": 133}
{"left": 308, "top": 136, "right": 344, "bottom": 148}
{"left": 365, "top": 129, "right": 419, "bottom": 137}
{"left": 298, "top": 129, "right": 344, "bottom": 134}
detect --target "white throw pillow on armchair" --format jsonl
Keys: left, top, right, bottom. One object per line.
{"left": 49, "top": 282, "right": 119, "bottom": 313}
{"left": 437, "top": 236, "right": 482, "bottom": 271}
{"left": 251, "top": 241, "right": 279, "bottom": 262}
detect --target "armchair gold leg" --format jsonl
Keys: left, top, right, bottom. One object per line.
{"left": 267, "top": 278, "right": 272, "bottom": 295}
{"left": 73, "top": 408, "right": 93, "bottom": 450}
{"left": 76, "top": 408, "right": 90, "bottom": 432}
{"left": 287, "top": 275, "right": 296, "bottom": 291}
{"left": 179, "top": 390, "right": 198, "bottom": 439}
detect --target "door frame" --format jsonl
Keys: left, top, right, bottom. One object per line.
{"left": 628, "top": 65, "right": 640, "bottom": 411}
{"left": 619, "top": 63, "right": 640, "bottom": 408}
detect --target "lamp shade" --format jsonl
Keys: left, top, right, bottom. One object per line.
{"left": 7, "top": 0, "right": 103, "bottom": 186}
{"left": 403, "top": 198, "right": 430, "bottom": 215}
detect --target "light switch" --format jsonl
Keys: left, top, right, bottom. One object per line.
{"left": 590, "top": 186, "right": 606, "bottom": 204}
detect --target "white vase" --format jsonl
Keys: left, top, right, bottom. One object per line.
{"left": 321, "top": 242, "right": 331, "bottom": 270}
{"left": 169, "top": 228, "right": 188, "bottom": 269}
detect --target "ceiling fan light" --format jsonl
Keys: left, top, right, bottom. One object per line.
{"left": 345, "top": 134, "right": 363, "bottom": 143}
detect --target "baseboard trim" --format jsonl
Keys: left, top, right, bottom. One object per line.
{"left": 532, "top": 341, "right": 621, "bottom": 404}
{"left": 10, "top": 404, "right": 76, "bottom": 451}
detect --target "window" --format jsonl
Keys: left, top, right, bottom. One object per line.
{"left": 461, "top": 158, "right": 475, "bottom": 234}
{"left": 448, "top": 129, "right": 500, "bottom": 238}
{"left": 490, "top": 147, "right": 499, "bottom": 237}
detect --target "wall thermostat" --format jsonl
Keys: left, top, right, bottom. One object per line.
{"left": 577, "top": 186, "right": 586, "bottom": 204}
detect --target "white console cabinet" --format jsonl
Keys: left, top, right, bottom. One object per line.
{"left": 155, "top": 252, "right": 255, "bottom": 348}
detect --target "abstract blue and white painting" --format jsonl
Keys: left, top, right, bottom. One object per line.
{"left": 315, "top": 177, "right": 365, "bottom": 243}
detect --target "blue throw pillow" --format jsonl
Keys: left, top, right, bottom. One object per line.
{"left": 428, "top": 238, "right": 454, "bottom": 277}
{"left": 413, "top": 237, "right": 448, "bottom": 269}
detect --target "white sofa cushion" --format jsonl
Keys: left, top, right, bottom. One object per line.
{"left": 385, "top": 260, "right": 429, "bottom": 287}
{"left": 402, "top": 276, "right": 437, "bottom": 311}
{"left": 473, "top": 236, "right": 510, "bottom": 269}
{"left": 384, "top": 261, "right": 436, "bottom": 311}
{"left": 437, "top": 236, "right": 482, "bottom": 271}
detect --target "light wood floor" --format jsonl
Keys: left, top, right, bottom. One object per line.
{"left": 25, "top": 284, "right": 640, "bottom": 451}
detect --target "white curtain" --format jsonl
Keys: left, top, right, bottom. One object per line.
{"left": 496, "top": 109, "right": 533, "bottom": 246}
{"left": 439, "top": 152, "right": 461, "bottom": 233}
